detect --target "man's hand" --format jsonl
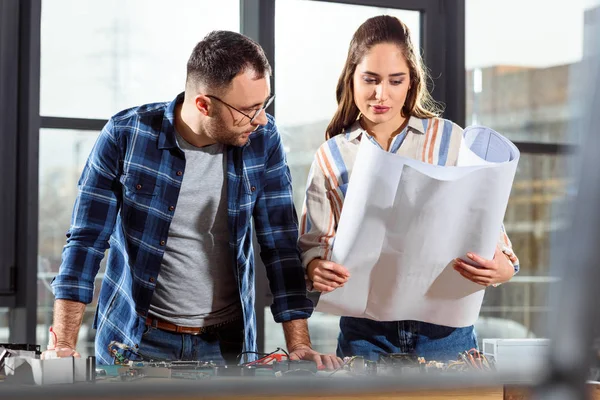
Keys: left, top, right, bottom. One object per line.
{"left": 288, "top": 344, "right": 343, "bottom": 370}
{"left": 453, "top": 246, "right": 515, "bottom": 287}
{"left": 307, "top": 259, "right": 350, "bottom": 293}
{"left": 282, "top": 319, "right": 342, "bottom": 370}
{"left": 41, "top": 347, "right": 81, "bottom": 360}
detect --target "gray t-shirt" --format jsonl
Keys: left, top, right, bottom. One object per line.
{"left": 149, "top": 132, "right": 241, "bottom": 327}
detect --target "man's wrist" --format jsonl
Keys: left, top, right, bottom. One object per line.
{"left": 282, "top": 319, "right": 312, "bottom": 354}
{"left": 289, "top": 343, "right": 312, "bottom": 352}
{"left": 55, "top": 341, "right": 76, "bottom": 350}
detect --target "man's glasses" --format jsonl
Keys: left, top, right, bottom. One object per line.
{"left": 206, "top": 93, "right": 275, "bottom": 125}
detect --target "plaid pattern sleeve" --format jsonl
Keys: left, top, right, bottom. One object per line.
{"left": 253, "top": 122, "right": 314, "bottom": 322}
{"left": 52, "top": 118, "right": 121, "bottom": 304}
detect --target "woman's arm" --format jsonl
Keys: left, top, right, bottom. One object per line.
{"left": 298, "top": 148, "right": 349, "bottom": 292}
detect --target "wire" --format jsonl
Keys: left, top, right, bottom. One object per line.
{"left": 279, "top": 347, "right": 290, "bottom": 358}
{"left": 466, "top": 352, "right": 480, "bottom": 370}
{"left": 446, "top": 360, "right": 465, "bottom": 371}
{"left": 133, "top": 350, "right": 168, "bottom": 362}
{"left": 282, "top": 369, "right": 315, "bottom": 376}
{"left": 109, "top": 341, "right": 168, "bottom": 363}
{"left": 241, "top": 348, "right": 289, "bottom": 366}
{"left": 328, "top": 356, "right": 356, "bottom": 377}
{"left": 236, "top": 350, "right": 273, "bottom": 364}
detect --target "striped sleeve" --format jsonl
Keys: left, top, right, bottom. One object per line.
{"left": 498, "top": 223, "right": 520, "bottom": 275}
{"left": 298, "top": 144, "right": 339, "bottom": 289}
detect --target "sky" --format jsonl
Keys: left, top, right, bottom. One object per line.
{"left": 39, "top": 0, "right": 600, "bottom": 175}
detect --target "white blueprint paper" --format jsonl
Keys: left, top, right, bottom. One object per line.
{"left": 315, "top": 126, "right": 520, "bottom": 327}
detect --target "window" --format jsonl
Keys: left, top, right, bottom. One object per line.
{"left": 0, "top": 309, "right": 9, "bottom": 343}
{"left": 38, "top": 129, "right": 100, "bottom": 357}
{"left": 465, "top": 0, "right": 597, "bottom": 341}
{"left": 40, "top": 0, "right": 240, "bottom": 119}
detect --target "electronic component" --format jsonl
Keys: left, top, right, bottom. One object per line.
{"left": 379, "top": 353, "right": 419, "bottom": 366}
{"left": 482, "top": 338, "right": 549, "bottom": 374}
{"left": 0, "top": 343, "right": 41, "bottom": 356}
{"left": 86, "top": 356, "right": 96, "bottom": 382}
{"left": 213, "top": 365, "right": 256, "bottom": 377}
{"left": 378, "top": 353, "right": 420, "bottom": 375}
{"left": 345, "top": 356, "right": 377, "bottom": 375}
{"left": 272, "top": 360, "right": 317, "bottom": 374}
{"left": 119, "top": 367, "right": 145, "bottom": 382}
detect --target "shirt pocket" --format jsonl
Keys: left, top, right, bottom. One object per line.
{"left": 241, "top": 167, "right": 265, "bottom": 197}
{"left": 120, "top": 173, "right": 160, "bottom": 233}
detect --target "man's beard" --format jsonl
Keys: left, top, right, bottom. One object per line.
{"left": 205, "top": 115, "right": 253, "bottom": 147}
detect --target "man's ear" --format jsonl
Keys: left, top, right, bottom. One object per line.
{"left": 195, "top": 94, "right": 211, "bottom": 116}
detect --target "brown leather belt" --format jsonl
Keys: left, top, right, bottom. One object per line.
{"left": 145, "top": 316, "right": 239, "bottom": 336}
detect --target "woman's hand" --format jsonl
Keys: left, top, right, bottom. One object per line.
{"left": 307, "top": 259, "right": 350, "bottom": 293}
{"left": 453, "top": 246, "right": 515, "bottom": 287}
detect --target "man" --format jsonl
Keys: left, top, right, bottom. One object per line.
{"left": 48, "top": 31, "right": 340, "bottom": 369}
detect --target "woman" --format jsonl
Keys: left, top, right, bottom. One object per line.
{"left": 298, "top": 15, "right": 520, "bottom": 362}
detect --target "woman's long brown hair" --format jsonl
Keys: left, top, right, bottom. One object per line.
{"left": 326, "top": 15, "right": 442, "bottom": 139}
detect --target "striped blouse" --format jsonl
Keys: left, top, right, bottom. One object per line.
{"left": 298, "top": 116, "right": 520, "bottom": 283}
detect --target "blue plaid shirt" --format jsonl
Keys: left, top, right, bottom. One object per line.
{"left": 51, "top": 93, "right": 314, "bottom": 365}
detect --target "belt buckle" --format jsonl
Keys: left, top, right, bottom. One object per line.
{"left": 183, "top": 325, "right": 207, "bottom": 336}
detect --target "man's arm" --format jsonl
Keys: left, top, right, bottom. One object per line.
{"left": 282, "top": 319, "right": 311, "bottom": 351}
{"left": 252, "top": 120, "right": 314, "bottom": 323}
{"left": 47, "top": 118, "right": 122, "bottom": 356}
{"left": 252, "top": 119, "right": 340, "bottom": 369}
{"left": 282, "top": 319, "right": 341, "bottom": 370}
{"left": 52, "top": 299, "right": 86, "bottom": 350}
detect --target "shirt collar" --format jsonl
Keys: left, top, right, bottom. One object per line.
{"left": 158, "top": 92, "right": 185, "bottom": 150}
{"left": 345, "top": 115, "right": 426, "bottom": 141}
{"left": 158, "top": 92, "right": 256, "bottom": 150}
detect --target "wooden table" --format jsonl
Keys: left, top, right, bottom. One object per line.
{"left": 167, "top": 387, "right": 505, "bottom": 400}
{"left": 2, "top": 379, "right": 600, "bottom": 399}
{"left": 504, "top": 383, "right": 600, "bottom": 400}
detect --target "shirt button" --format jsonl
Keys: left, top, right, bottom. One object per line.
{"left": 169, "top": 205, "right": 175, "bottom": 211}
{"left": 136, "top": 184, "right": 142, "bottom": 190}
{"left": 176, "top": 171, "right": 183, "bottom": 176}
{"left": 160, "top": 240, "right": 166, "bottom": 246}
{"left": 149, "top": 277, "right": 155, "bottom": 283}
{"left": 251, "top": 186, "right": 256, "bottom": 192}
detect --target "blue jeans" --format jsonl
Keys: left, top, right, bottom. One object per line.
{"left": 337, "top": 317, "right": 477, "bottom": 363}
{"left": 136, "top": 318, "right": 244, "bottom": 365}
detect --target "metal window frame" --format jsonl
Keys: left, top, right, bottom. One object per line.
{"left": 0, "top": 0, "right": 41, "bottom": 345}
{"left": 40, "top": 116, "right": 107, "bottom": 131}
{"left": 0, "top": 0, "right": 20, "bottom": 301}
